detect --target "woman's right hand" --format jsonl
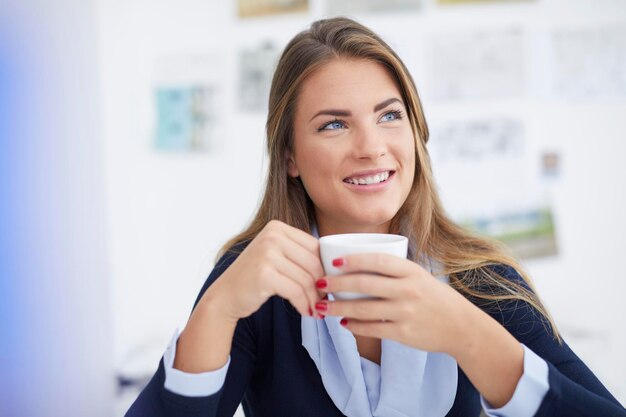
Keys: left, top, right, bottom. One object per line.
{"left": 202, "top": 220, "right": 326, "bottom": 322}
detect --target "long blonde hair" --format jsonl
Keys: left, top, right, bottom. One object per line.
{"left": 218, "top": 17, "right": 559, "bottom": 340}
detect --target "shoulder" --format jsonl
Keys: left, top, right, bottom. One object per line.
{"left": 465, "top": 263, "right": 554, "bottom": 343}
{"left": 464, "top": 263, "right": 534, "bottom": 298}
{"left": 457, "top": 263, "right": 531, "bottom": 305}
{"left": 485, "top": 263, "right": 528, "bottom": 287}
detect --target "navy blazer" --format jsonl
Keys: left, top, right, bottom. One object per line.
{"left": 127, "top": 247, "right": 626, "bottom": 417}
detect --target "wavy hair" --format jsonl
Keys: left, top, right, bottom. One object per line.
{"left": 217, "top": 17, "right": 559, "bottom": 341}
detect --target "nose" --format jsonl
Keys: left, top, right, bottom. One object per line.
{"left": 351, "top": 125, "right": 386, "bottom": 161}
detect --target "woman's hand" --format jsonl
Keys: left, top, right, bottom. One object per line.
{"left": 313, "top": 253, "right": 477, "bottom": 355}
{"left": 203, "top": 220, "right": 326, "bottom": 322}
{"left": 314, "top": 253, "right": 525, "bottom": 407}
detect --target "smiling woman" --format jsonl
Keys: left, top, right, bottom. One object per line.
{"left": 287, "top": 58, "right": 415, "bottom": 235}
{"left": 126, "top": 17, "right": 626, "bottom": 417}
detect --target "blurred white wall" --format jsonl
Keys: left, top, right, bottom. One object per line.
{"left": 1, "top": 0, "right": 114, "bottom": 416}
{"left": 92, "top": 0, "right": 626, "bottom": 414}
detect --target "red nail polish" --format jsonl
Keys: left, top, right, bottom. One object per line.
{"left": 340, "top": 318, "right": 348, "bottom": 326}
{"left": 332, "top": 258, "right": 344, "bottom": 267}
{"left": 316, "top": 279, "right": 327, "bottom": 289}
{"left": 308, "top": 307, "right": 313, "bottom": 316}
{"left": 315, "top": 302, "right": 328, "bottom": 312}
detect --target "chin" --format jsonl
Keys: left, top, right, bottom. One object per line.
{"left": 349, "top": 208, "right": 398, "bottom": 228}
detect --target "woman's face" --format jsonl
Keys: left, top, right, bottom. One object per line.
{"left": 289, "top": 58, "right": 416, "bottom": 235}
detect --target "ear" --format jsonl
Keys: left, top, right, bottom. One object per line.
{"left": 285, "top": 150, "right": 299, "bottom": 178}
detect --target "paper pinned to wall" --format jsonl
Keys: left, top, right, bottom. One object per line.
{"left": 460, "top": 206, "right": 559, "bottom": 259}
{"left": 328, "top": 0, "right": 422, "bottom": 15}
{"left": 239, "top": 42, "right": 279, "bottom": 112}
{"left": 429, "top": 118, "right": 524, "bottom": 163}
{"left": 152, "top": 54, "right": 222, "bottom": 152}
{"left": 438, "top": 0, "right": 534, "bottom": 4}
{"left": 541, "top": 151, "right": 561, "bottom": 180}
{"left": 429, "top": 117, "right": 527, "bottom": 210}
{"left": 429, "top": 118, "right": 558, "bottom": 259}
{"left": 425, "top": 29, "right": 525, "bottom": 100}
{"left": 238, "top": 0, "right": 308, "bottom": 18}
{"left": 154, "top": 85, "right": 216, "bottom": 151}
{"left": 551, "top": 25, "right": 626, "bottom": 99}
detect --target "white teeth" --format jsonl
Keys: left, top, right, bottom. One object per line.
{"left": 345, "top": 171, "right": 391, "bottom": 185}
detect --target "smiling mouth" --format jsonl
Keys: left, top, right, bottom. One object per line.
{"left": 343, "top": 170, "right": 395, "bottom": 185}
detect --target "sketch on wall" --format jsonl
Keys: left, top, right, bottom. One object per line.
{"left": 438, "top": 0, "right": 534, "bottom": 4}
{"left": 239, "top": 42, "right": 279, "bottom": 112}
{"left": 429, "top": 118, "right": 558, "bottom": 259}
{"left": 152, "top": 54, "right": 222, "bottom": 152}
{"left": 328, "top": 0, "right": 422, "bottom": 15}
{"left": 541, "top": 151, "right": 561, "bottom": 180}
{"left": 551, "top": 25, "right": 626, "bottom": 99}
{"left": 428, "top": 118, "right": 523, "bottom": 162}
{"left": 460, "top": 207, "right": 558, "bottom": 260}
{"left": 425, "top": 29, "right": 525, "bottom": 100}
{"left": 238, "top": 0, "right": 309, "bottom": 18}
{"left": 154, "top": 85, "right": 216, "bottom": 151}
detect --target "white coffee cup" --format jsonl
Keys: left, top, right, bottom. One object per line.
{"left": 318, "top": 233, "right": 408, "bottom": 300}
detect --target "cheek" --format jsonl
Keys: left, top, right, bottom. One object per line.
{"left": 314, "top": 151, "right": 334, "bottom": 172}
{"left": 405, "top": 135, "right": 417, "bottom": 168}
{"left": 297, "top": 147, "right": 337, "bottom": 190}
{"left": 408, "top": 149, "right": 417, "bottom": 174}
{"left": 397, "top": 138, "right": 417, "bottom": 190}
{"left": 394, "top": 135, "right": 417, "bottom": 169}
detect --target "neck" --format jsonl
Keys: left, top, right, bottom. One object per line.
{"left": 315, "top": 216, "right": 391, "bottom": 237}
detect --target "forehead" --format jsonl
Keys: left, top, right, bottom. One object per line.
{"left": 297, "top": 58, "right": 403, "bottom": 111}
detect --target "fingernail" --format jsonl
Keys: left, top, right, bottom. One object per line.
{"left": 315, "top": 302, "right": 328, "bottom": 312}
{"left": 318, "top": 314, "right": 325, "bottom": 320}
{"left": 316, "top": 279, "right": 327, "bottom": 289}
{"left": 340, "top": 318, "right": 348, "bottom": 326}
{"left": 308, "top": 307, "right": 313, "bottom": 317}
{"left": 332, "top": 258, "right": 344, "bottom": 267}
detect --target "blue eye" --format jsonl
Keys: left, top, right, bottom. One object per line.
{"left": 380, "top": 110, "right": 403, "bottom": 122}
{"left": 319, "top": 119, "right": 345, "bottom": 131}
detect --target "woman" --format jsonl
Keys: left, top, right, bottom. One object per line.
{"left": 127, "top": 17, "right": 625, "bottom": 416}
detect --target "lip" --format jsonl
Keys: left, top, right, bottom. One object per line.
{"left": 343, "top": 168, "right": 395, "bottom": 180}
{"left": 342, "top": 171, "right": 396, "bottom": 192}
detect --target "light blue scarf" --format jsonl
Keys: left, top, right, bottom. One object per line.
{"left": 301, "top": 227, "right": 458, "bottom": 416}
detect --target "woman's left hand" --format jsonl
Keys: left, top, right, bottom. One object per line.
{"left": 315, "top": 253, "right": 477, "bottom": 355}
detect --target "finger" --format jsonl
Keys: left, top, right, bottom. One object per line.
{"left": 320, "top": 273, "right": 407, "bottom": 299}
{"left": 280, "top": 240, "right": 325, "bottom": 297}
{"left": 270, "top": 272, "right": 312, "bottom": 317}
{"left": 332, "top": 253, "right": 422, "bottom": 278}
{"left": 268, "top": 221, "right": 326, "bottom": 295}
{"left": 316, "top": 299, "right": 400, "bottom": 321}
{"left": 259, "top": 222, "right": 325, "bottom": 298}
{"left": 272, "top": 220, "right": 320, "bottom": 255}
{"left": 274, "top": 256, "right": 324, "bottom": 317}
{"left": 340, "top": 318, "right": 397, "bottom": 340}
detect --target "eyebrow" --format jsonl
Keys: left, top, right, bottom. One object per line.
{"left": 309, "top": 97, "right": 403, "bottom": 122}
